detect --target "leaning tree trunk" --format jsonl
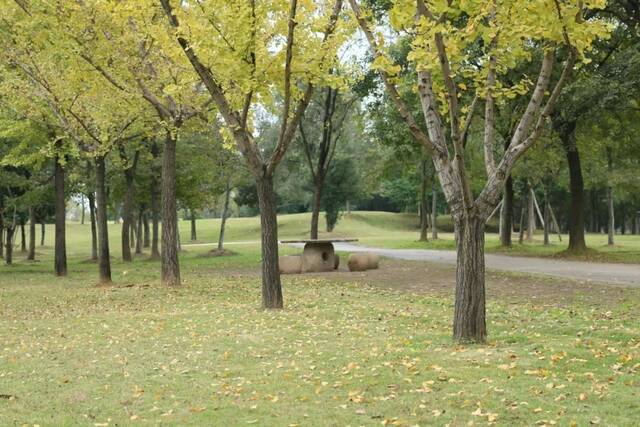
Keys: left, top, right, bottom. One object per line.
{"left": 453, "top": 215, "right": 486, "bottom": 343}
{"left": 54, "top": 154, "right": 67, "bottom": 277}
{"left": 5, "top": 225, "right": 14, "bottom": 265}
{"left": 256, "top": 174, "right": 283, "bottom": 309}
{"left": 27, "top": 207, "right": 36, "bottom": 261}
{"left": 95, "top": 156, "right": 112, "bottom": 284}
{"left": 309, "top": 176, "right": 324, "bottom": 240}
{"left": 161, "top": 132, "right": 180, "bottom": 286}
{"left": 500, "top": 174, "right": 514, "bottom": 246}
{"left": 190, "top": 209, "right": 197, "bottom": 241}
{"left": 88, "top": 192, "right": 98, "bottom": 261}
{"left": 218, "top": 178, "right": 232, "bottom": 251}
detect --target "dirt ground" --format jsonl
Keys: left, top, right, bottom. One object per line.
{"left": 284, "top": 258, "right": 638, "bottom": 307}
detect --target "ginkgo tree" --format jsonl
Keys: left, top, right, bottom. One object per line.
{"left": 157, "top": 0, "right": 352, "bottom": 308}
{"left": 350, "top": 0, "right": 609, "bottom": 342}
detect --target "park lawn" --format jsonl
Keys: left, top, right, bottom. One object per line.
{"left": 1, "top": 241, "right": 640, "bottom": 426}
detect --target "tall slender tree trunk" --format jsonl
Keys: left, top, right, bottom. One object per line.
{"left": 54, "top": 154, "right": 67, "bottom": 276}
{"left": 95, "top": 156, "right": 112, "bottom": 284}
{"left": 518, "top": 203, "right": 526, "bottom": 244}
{"left": 40, "top": 221, "right": 45, "bottom": 246}
{"left": 431, "top": 180, "right": 438, "bottom": 240}
{"left": 500, "top": 175, "right": 514, "bottom": 246}
{"left": 150, "top": 142, "right": 161, "bottom": 259}
{"left": 310, "top": 176, "right": 324, "bottom": 240}
{"left": 20, "top": 221, "right": 26, "bottom": 252}
{"left": 190, "top": 209, "right": 197, "bottom": 241}
{"left": 419, "top": 160, "right": 429, "bottom": 242}
{"left": 526, "top": 185, "right": 535, "bottom": 242}
{"left": 606, "top": 147, "right": 615, "bottom": 246}
{"left": 560, "top": 124, "right": 587, "bottom": 252}
{"left": 88, "top": 192, "right": 98, "bottom": 261}
{"left": 28, "top": 207, "right": 36, "bottom": 261}
{"left": 143, "top": 211, "right": 150, "bottom": 248}
{"left": 81, "top": 194, "right": 85, "bottom": 225}
{"left": 453, "top": 215, "right": 486, "bottom": 343}
{"left": 543, "top": 196, "right": 550, "bottom": 246}
{"left": 135, "top": 209, "right": 143, "bottom": 254}
{"left": 218, "top": 179, "right": 232, "bottom": 251}
{"left": 121, "top": 173, "right": 134, "bottom": 262}
{"left": 161, "top": 132, "right": 180, "bottom": 286}
{"left": 5, "top": 225, "right": 14, "bottom": 265}
{"left": 0, "top": 215, "right": 4, "bottom": 258}
{"left": 256, "top": 175, "right": 283, "bottom": 309}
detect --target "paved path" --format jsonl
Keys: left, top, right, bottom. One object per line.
{"left": 291, "top": 242, "right": 640, "bottom": 287}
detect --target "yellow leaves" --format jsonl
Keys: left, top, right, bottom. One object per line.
{"left": 371, "top": 55, "right": 402, "bottom": 78}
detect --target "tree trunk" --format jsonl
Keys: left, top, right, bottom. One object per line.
{"left": 5, "top": 225, "right": 14, "bottom": 265}
{"left": 527, "top": 185, "right": 535, "bottom": 242}
{"left": 40, "top": 221, "right": 45, "bottom": 246}
{"left": 28, "top": 207, "right": 36, "bottom": 260}
{"left": 135, "top": 209, "right": 143, "bottom": 254}
{"left": 419, "top": 160, "right": 429, "bottom": 242}
{"left": 256, "top": 175, "right": 283, "bottom": 309}
{"left": 95, "top": 156, "right": 112, "bottom": 284}
{"left": 500, "top": 175, "right": 514, "bottom": 246}
{"left": 20, "top": 221, "right": 26, "bottom": 252}
{"left": 453, "top": 215, "right": 486, "bottom": 343}
{"left": 88, "top": 192, "right": 98, "bottom": 261}
{"left": 143, "top": 211, "right": 150, "bottom": 248}
{"left": 0, "top": 218, "right": 4, "bottom": 259}
{"left": 161, "top": 132, "right": 180, "bottom": 286}
{"left": 121, "top": 173, "right": 134, "bottom": 262}
{"left": 150, "top": 143, "right": 161, "bottom": 259}
{"left": 81, "top": 194, "right": 85, "bottom": 225}
{"left": 431, "top": 180, "right": 438, "bottom": 240}
{"left": 309, "top": 176, "right": 324, "bottom": 240}
{"left": 54, "top": 154, "right": 67, "bottom": 276}
{"left": 606, "top": 147, "right": 614, "bottom": 246}
{"left": 518, "top": 203, "right": 526, "bottom": 244}
{"left": 190, "top": 209, "right": 197, "bottom": 241}
{"left": 561, "top": 128, "right": 587, "bottom": 252}
{"left": 543, "top": 196, "right": 550, "bottom": 246}
{"left": 218, "top": 179, "right": 232, "bottom": 251}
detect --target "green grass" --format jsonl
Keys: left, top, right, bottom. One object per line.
{"left": 1, "top": 212, "right": 639, "bottom": 425}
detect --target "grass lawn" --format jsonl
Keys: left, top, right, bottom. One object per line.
{"left": 1, "top": 212, "right": 639, "bottom": 425}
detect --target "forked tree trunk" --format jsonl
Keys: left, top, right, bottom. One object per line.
{"left": 310, "top": 176, "right": 324, "bottom": 240}
{"left": 95, "top": 156, "right": 112, "bottom": 284}
{"left": 88, "top": 192, "right": 98, "bottom": 261}
{"left": 500, "top": 175, "right": 514, "bottom": 246}
{"left": 54, "top": 154, "right": 67, "bottom": 277}
{"left": 256, "top": 175, "right": 283, "bottom": 309}
{"left": 5, "top": 225, "right": 14, "bottom": 265}
{"left": 190, "top": 209, "right": 197, "bottom": 241}
{"left": 161, "top": 132, "right": 180, "bottom": 286}
{"left": 218, "top": 179, "right": 232, "bottom": 251}
{"left": 28, "top": 207, "right": 36, "bottom": 261}
{"left": 431, "top": 180, "right": 438, "bottom": 240}
{"left": 453, "top": 215, "right": 486, "bottom": 343}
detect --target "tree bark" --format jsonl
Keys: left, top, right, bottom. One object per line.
{"left": 256, "top": 175, "right": 283, "bottom": 309}
{"left": 88, "top": 192, "right": 98, "bottom": 261}
{"left": 95, "top": 156, "right": 112, "bottom": 284}
{"left": 40, "top": 221, "right": 45, "bottom": 246}
{"left": 190, "top": 209, "right": 197, "bottom": 241}
{"left": 560, "top": 124, "right": 587, "bottom": 252}
{"left": 143, "top": 211, "right": 150, "bottom": 248}
{"left": 20, "top": 221, "right": 26, "bottom": 252}
{"left": 135, "top": 209, "right": 143, "bottom": 254}
{"left": 431, "top": 180, "right": 438, "bottom": 240}
{"left": 500, "top": 174, "right": 514, "bottom": 246}
{"left": 54, "top": 154, "right": 67, "bottom": 276}
{"left": 453, "top": 215, "right": 486, "bottom": 343}
{"left": 28, "top": 207, "right": 36, "bottom": 260}
{"left": 5, "top": 225, "right": 14, "bottom": 265}
{"left": 218, "top": 178, "right": 232, "bottom": 251}
{"left": 161, "top": 132, "right": 180, "bottom": 286}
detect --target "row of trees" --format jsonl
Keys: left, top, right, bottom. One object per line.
{"left": 1, "top": 0, "right": 637, "bottom": 344}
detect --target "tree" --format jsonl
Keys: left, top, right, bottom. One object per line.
{"left": 159, "top": 0, "right": 349, "bottom": 308}
{"left": 351, "top": 0, "right": 607, "bottom": 342}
